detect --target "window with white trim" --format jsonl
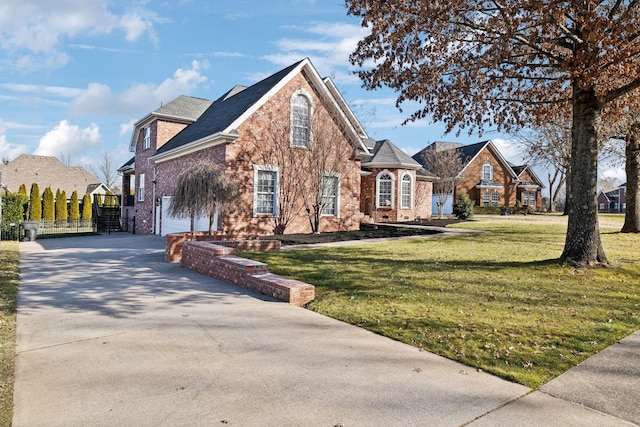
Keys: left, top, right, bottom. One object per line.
{"left": 482, "top": 191, "right": 490, "bottom": 206}
{"left": 377, "top": 172, "right": 394, "bottom": 208}
{"left": 401, "top": 173, "right": 412, "bottom": 209}
{"left": 523, "top": 191, "right": 536, "bottom": 206}
{"left": 143, "top": 126, "right": 151, "bottom": 150}
{"left": 322, "top": 175, "right": 339, "bottom": 216}
{"left": 482, "top": 161, "right": 493, "bottom": 180}
{"left": 137, "top": 173, "right": 145, "bottom": 202}
{"left": 291, "top": 94, "right": 310, "bottom": 147}
{"left": 491, "top": 191, "right": 499, "bottom": 206}
{"left": 253, "top": 166, "right": 279, "bottom": 215}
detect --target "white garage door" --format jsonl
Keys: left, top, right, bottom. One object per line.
{"left": 160, "top": 196, "right": 211, "bottom": 236}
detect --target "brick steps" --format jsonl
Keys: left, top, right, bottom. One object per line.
{"left": 180, "top": 240, "right": 314, "bottom": 306}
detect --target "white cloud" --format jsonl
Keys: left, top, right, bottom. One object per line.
{"left": 70, "top": 61, "right": 207, "bottom": 116}
{"left": 490, "top": 138, "right": 526, "bottom": 165}
{"left": 119, "top": 119, "right": 136, "bottom": 136}
{"left": 34, "top": 120, "right": 100, "bottom": 157}
{"left": 0, "top": 134, "right": 27, "bottom": 161}
{"left": 0, "top": 0, "right": 160, "bottom": 70}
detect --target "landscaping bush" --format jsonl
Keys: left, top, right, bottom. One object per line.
{"left": 69, "top": 191, "right": 80, "bottom": 225}
{"left": 82, "top": 193, "right": 92, "bottom": 224}
{"left": 453, "top": 191, "right": 474, "bottom": 220}
{"left": 29, "top": 183, "right": 41, "bottom": 221}
{"left": 43, "top": 187, "right": 55, "bottom": 221}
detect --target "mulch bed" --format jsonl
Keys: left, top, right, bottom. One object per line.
{"left": 259, "top": 220, "right": 462, "bottom": 246}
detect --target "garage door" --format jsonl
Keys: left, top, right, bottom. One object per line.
{"left": 160, "top": 196, "right": 211, "bottom": 236}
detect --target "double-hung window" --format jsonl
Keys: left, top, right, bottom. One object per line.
{"left": 254, "top": 166, "right": 278, "bottom": 215}
{"left": 137, "top": 173, "right": 145, "bottom": 202}
{"left": 291, "top": 94, "right": 310, "bottom": 147}
{"left": 491, "top": 191, "right": 499, "bottom": 206}
{"left": 482, "top": 191, "right": 490, "bottom": 206}
{"left": 401, "top": 174, "right": 412, "bottom": 209}
{"left": 377, "top": 172, "right": 394, "bottom": 208}
{"left": 322, "top": 175, "right": 338, "bottom": 216}
{"left": 143, "top": 126, "right": 151, "bottom": 150}
{"left": 482, "top": 162, "right": 493, "bottom": 180}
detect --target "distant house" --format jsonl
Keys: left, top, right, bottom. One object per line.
{"left": 412, "top": 141, "right": 544, "bottom": 214}
{"left": 0, "top": 154, "right": 108, "bottom": 198}
{"left": 120, "top": 58, "right": 434, "bottom": 236}
{"left": 597, "top": 183, "right": 627, "bottom": 213}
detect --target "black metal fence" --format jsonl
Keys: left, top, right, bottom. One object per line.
{"left": 1, "top": 219, "right": 97, "bottom": 241}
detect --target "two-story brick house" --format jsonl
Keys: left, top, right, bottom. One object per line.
{"left": 412, "top": 140, "right": 544, "bottom": 213}
{"left": 120, "top": 58, "right": 433, "bottom": 236}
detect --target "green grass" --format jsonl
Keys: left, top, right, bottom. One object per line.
{"left": 0, "top": 242, "right": 18, "bottom": 426}
{"left": 243, "top": 215, "right": 640, "bottom": 389}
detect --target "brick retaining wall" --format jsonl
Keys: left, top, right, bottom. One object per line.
{"left": 181, "top": 240, "right": 314, "bottom": 306}
{"left": 165, "top": 232, "right": 281, "bottom": 263}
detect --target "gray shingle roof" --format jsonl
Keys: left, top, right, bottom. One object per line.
{"left": 155, "top": 60, "right": 304, "bottom": 156}
{"left": 153, "top": 95, "right": 213, "bottom": 121}
{"left": 363, "top": 139, "right": 421, "bottom": 169}
{"left": 0, "top": 154, "right": 105, "bottom": 195}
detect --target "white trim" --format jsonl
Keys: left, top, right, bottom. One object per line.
{"left": 253, "top": 165, "right": 280, "bottom": 216}
{"left": 150, "top": 131, "right": 239, "bottom": 164}
{"left": 376, "top": 169, "right": 396, "bottom": 209}
{"left": 400, "top": 172, "right": 413, "bottom": 209}
{"left": 290, "top": 90, "right": 313, "bottom": 148}
{"left": 321, "top": 172, "right": 341, "bottom": 217}
{"left": 137, "top": 172, "right": 145, "bottom": 202}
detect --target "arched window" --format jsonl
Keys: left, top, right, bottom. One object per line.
{"left": 376, "top": 171, "right": 395, "bottom": 208}
{"left": 400, "top": 173, "right": 412, "bottom": 209}
{"left": 291, "top": 94, "right": 310, "bottom": 147}
{"left": 482, "top": 161, "right": 493, "bottom": 180}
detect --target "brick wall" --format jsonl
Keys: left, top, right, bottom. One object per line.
{"left": 181, "top": 240, "right": 314, "bottom": 306}
{"left": 456, "top": 147, "right": 516, "bottom": 207}
{"left": 165, "top": 231, "right": 281, "bottom": 263}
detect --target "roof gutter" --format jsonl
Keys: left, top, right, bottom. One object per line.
{"left": 150, "top": 130, "right": 240, "bottom": 164}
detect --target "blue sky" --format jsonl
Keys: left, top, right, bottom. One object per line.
{"left": 0, "top": 0, "right": 624, "bottom": 189}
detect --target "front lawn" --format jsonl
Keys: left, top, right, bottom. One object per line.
{"left": 243, "top": 215, "right": 640, "bottom": 389}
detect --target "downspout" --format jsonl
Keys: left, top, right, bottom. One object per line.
{"left": 152, "top": 162, "right": 157, "bottom": 235}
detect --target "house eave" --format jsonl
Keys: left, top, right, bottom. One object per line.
{"left": 150, "top": 131, "right": 240, "bottom": 164}
{"left": 361, "top": 162, "right": 421, "bottom": 170}
{"left": 128, "top": 113, "right": 198, "bottom": 152}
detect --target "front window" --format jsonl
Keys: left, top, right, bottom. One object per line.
{"left": 482, "top": 191, "right": 490, "bottom": 206}
{"left": 491, "top": 191, "right": 499, "bottom": 206}
{"left": 291, "top": 94, "right": 310, "bottom": 147}
{"left": 523, "top": 191, "right": 536, "bottom": 206}
{"left": 482, "top": 162, "right": 493, "bottom": 180}
{"left": 254, "top": 166, "right": 279, "bottom": 215}
{"left": 137, "top": 173, "right": 145, "bottom": 202}
{"left": 143, "top": 126, "right": 151, "bottom": 150}
{"left": 401, "top": 174, "right": 412, "bottom": 209}
{"left": 377, "top": 172, "right": 394, "bottom": 208}
{"left": 322, "top": 175, "right": 338, "bottom": 216}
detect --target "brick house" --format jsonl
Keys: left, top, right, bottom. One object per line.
{"left": 597, "top": 183, "right": 627, "bottom": 213}
{"left": 120, "top": 58, "right": 432, "bottom": 236}
{"left": 360, "top": 139, "right": 434, "bottom": 222}
{"left": 412, "top": 140, "right": 544, "bottom": 213}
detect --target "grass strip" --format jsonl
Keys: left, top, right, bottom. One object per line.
{"left": 0, "top": 241, "right": 18, "bottom": 426}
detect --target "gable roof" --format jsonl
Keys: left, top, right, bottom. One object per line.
{"left": 362, "top": 139, "right": 422, "bottom": 170}
{"left": 128, "top": 95, "right": 213, "bottom": 151}
{"left": 511, "top": 164, "right": 545, "bottom": 188}
{"left": 151, "top": 58, "right": 370, "bottom": 163}
{"left": 0, "top": 154, "right": 105, "bottom": 195}
{"left": 413, "top": 140, "right": 519, "bottom": 181}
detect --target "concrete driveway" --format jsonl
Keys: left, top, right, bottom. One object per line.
{"left": 13, "top": 234, "right": 636, "bottom": 426}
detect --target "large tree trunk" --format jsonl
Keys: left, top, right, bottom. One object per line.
{"left": 621, "top": 124, "right": 640, "bottom": 233}
{"left": 560, "top": 86, "right": 608, "bottom": 266}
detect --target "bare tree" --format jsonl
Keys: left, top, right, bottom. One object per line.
{"left": 168, "top": 159, "right": 239, "bottom": 235}
{"left": 419, "top": 146, "right": 463, "bottom": 219}
{"left": 346, "top": 1, "right": 640, "bottom": 266}
{"left": 519, "top": 116, "right": 572, "bottom": 213}
{"left": 91, "top": 152, "right": 120, "bottom": 193}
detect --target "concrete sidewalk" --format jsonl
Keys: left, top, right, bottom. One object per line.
{"left": 13, "top": 234, "right": 638, "bottom": 426}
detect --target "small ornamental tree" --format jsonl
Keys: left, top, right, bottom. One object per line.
{"left": 82, "top": 193, "right": 92, "bottom": 224}
{"left": 56, "top": 190, "right": 68, "bottom": 224}
{"left": 18, "top": 184, "right": 27, "bottom": 197}
{"left": 2, "top": 192, "right": 28, "bottom": 233}
{"left": 453, "top": 191, "right": 474, "bottom": 220}
{"left": 43, "top": 187, "right": 55, "bottom": 222}
{"left": 29, "top": 183, "right": 41, "bottom": 221}
{"left": 169, "top": 159, "right": 239, "bottom": 235}
{"left": 69, "top": 190, "right": 80, "bottom": 226}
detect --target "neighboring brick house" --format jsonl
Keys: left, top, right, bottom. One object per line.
{"left": 120, "top": 58, "right": 435, "bottom": 236}
{"left": 360, "top": 139, "right": 433, "bottom": 222}
{"left": 597, "top": 183, "right": 627, "bottom": 213}
{"left": 413, "top": 140, "right": 544, "bottom": 213}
